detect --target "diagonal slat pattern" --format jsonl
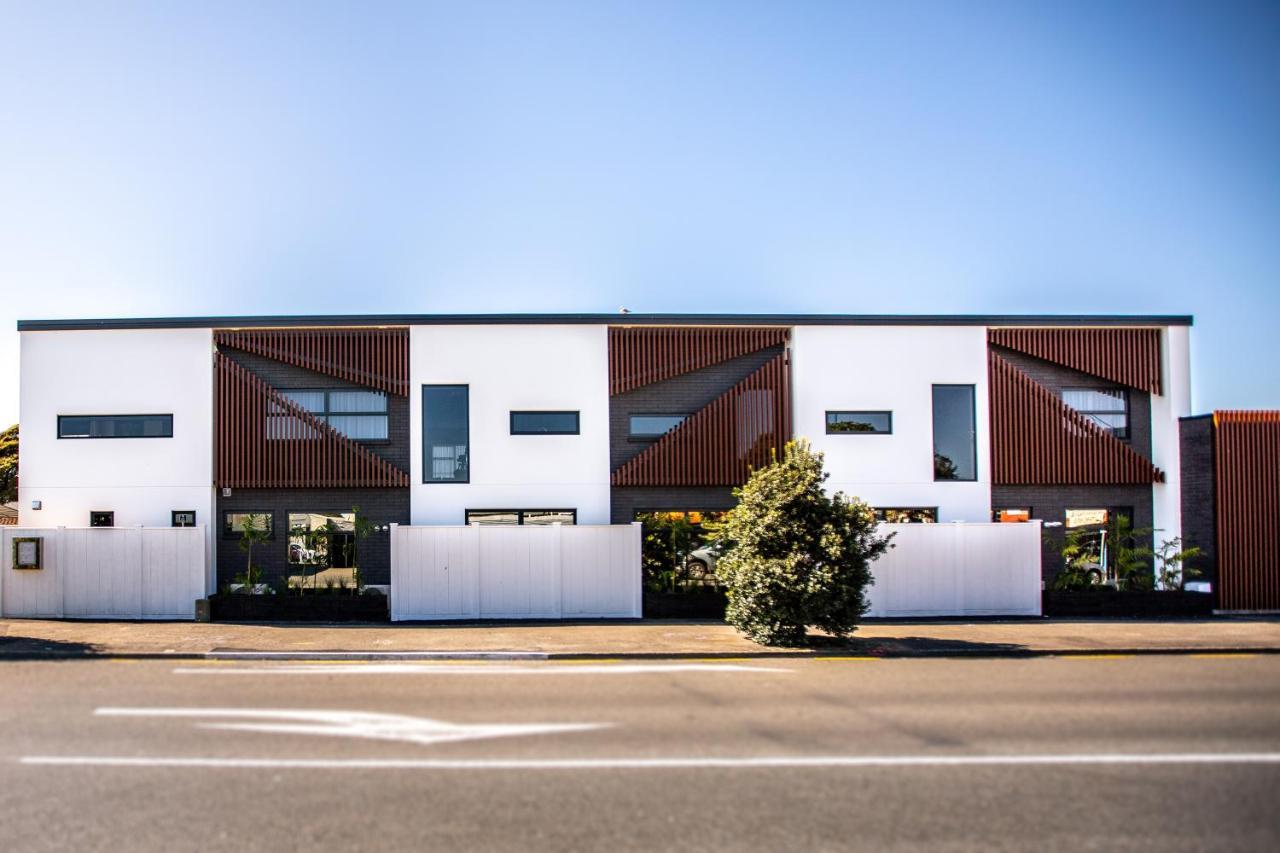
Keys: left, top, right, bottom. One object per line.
{"left": 988, "top": 327, "right": 1162, "bottom": 395}
{"left": 214, "top": 328, "right": 409, "bottom": 396}
{"left": 608, "top": 326, "right": 789, "bottom": 395}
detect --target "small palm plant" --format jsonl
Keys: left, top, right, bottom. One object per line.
{"left": 235, "top": 513, "right": 271, "bottom": 594}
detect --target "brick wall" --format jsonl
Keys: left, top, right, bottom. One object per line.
{"left": 215, "top": 487, "right": 409, "bottom": 586}
{"left": 1178, "top": 415, "right": 1217, "bottom": 586}
{"left": 611, "top": 486, "right": 739, "bottom": 523}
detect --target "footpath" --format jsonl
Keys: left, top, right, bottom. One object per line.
{"left": 3, "top": 617, "right": 1280, "bottom": 660}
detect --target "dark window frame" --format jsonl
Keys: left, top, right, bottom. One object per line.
{"left": 422, "top": 384, "right": 470, "bottom": 484}
{"left": 58, "top": 414, "right": 173, "bottom": 439}
{"left": 89, "top": 511, "right": 115, "bottom": 528}
{"left": 628, "top": 414, "right": 691, "bottom": 441}
{"left": 222, "top": 511, "right": 276, "bottom": 539}
{"left": 275, "top": 388, "right": 390, "bottom": 443}
{"left": 286, "top": 510, "right": 358, "bottom": 568}
{"left": 171, "top": 510, "right": 197, "bottom": 528}
{"left": 464, "top": 509, "right": 578, "bottom": 525}
{"left": 825, "top": 410, "right": 893, "bottom": 435}
{"left": 1062, "top": 386, "right": 1130, "bottom": 439}
{"left": 509, "top": 411, "right": 580, "bottom": 436}
{"left": 932, "top": 384, "right": 978, "bottom": 482}
{"left": 873, "top": 507, "right": 939, "bottom": 524}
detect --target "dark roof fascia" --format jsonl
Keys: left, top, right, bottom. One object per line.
{"left": 16, "top": 313, "right": 1195, "bottom": 332}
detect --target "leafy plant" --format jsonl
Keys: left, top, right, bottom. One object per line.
{"left": 235, "top": 513, "right": 271, "bottom": 594}
{"left": 1155, "top": 537, "right": 1202, "bottom": 591}
{"left": 714, "top": 440, "right": 892, "bottom": 646}
{"left": 639, "top": 513, "right": 698, "bottom": 592}
{"left": 349, "top": 505, "right": 375, "bottom": 593}
{"left": 0, "top": 424, "right": 17, "bottom": 504}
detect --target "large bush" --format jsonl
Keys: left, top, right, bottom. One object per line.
{"left": 713, "top": 440, "right": 891, "bottom": 646}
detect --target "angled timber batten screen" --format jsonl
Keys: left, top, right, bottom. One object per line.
{"left": 988, "top": 327, "right": 1163, "bottom": 395}
{"left": 214, "top": 327, "right": 409, "bottom": 395}
{"left": 608, "top": 326, "right": 790, "bottom": 395}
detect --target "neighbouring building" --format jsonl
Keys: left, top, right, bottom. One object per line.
{"left": 16, "top": 313, "right": 1192, "bottom": 591}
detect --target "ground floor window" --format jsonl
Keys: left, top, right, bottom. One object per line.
{"left": 993, "top": 508, "right": 1032, "bottom": 523}
{"left": 634, "top": 510, "right": 729, "bottom": 592}
{"left": 464, "top": 509, "right": 577, "bottom": 525}
{"left": 874, "top": 507, "right": 937, "bottom": 524}
{"left": 288, "top": 512, "right": 357, "bottom": 568}
{"left": 223, "top": 512, "right": 274, "bottom": 538}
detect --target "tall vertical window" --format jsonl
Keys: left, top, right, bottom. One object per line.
{"left": 932, "top": 385, "right": 976, "bottom": 481}
{"left": 423, "top": 385, "right": 469, "bottom": 483}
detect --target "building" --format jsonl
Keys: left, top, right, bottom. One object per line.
{"left": 15, "top": 313, "right": 1192, "bottom": 591}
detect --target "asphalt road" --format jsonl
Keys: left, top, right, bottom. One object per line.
{"left": 1, "top": 654, "right": 1277, "bottom": 852}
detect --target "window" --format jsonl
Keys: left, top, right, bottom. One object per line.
{"left": 874, "top": 508, "right": 937, "bottom": 524}
{"left": 171, "top": 510, "right": 197, "bottom": 528}
{"left": 629, "top": 414, "right": 688, "bottom": 440}
{"left": 223, "top": 512, "right": 274, "bottom": 538}
{"left": 510, "top": 411, "right": 580, "bottom": 435}
{"left": 1063, "top": 388, "right": 1129, "bottom": 438}
{"left": 272, "top": 389, "right": 388, "bottom": 441}
{"left": 89, "top": 511, "right": 114, "bottom": 528}
{"left": 932, "top": 385, "right": 977, "bottom": 481}
{"left": 288, "top": 512, "right": 356, "bottom": 567}
{"left": 58, "top": 414, "right": 172, "bottom": 439}
{"left": 826, "top": 411, "right": 892, "bottom": 434}
{"left": 423, "top": 385, "right": 469, "bottom": 482}
{"left": 465, "top": 509, "right": 577, "bottom": 525}
{"left": 993, "top": 508, "right": 1032, "bottom": 523}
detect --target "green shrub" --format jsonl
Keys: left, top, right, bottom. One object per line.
{"left": 713, "top": 440, "right": 892, "bottom": 646}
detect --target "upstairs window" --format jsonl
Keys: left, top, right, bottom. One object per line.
{"left": 629, "top": 414, "right": 687, "bottom": 440}
{"left": 874, "top": 507, "right": 937, "bottom": 524}
{"left": 510, "top": 411, "right": 580, "bottom": 435}
{"left": 826, "top": 411, "right": 892, "bottom": 434}
{"left": 1063, "top": 388, "right": 1129, "bottom": 438}
{"left": 59, "top": 414, "right": 172, "bottom": 439}
{"left": 273, "top": 389, "right": 388, "bottom": 441}
{"left": 423, "top": 385, "right": 469, "bottom": 483}
{"left": 932, "top": 385, "right": 977, "bottom": 481}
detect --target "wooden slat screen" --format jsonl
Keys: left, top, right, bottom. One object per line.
{"left": 989, "top": 351, "right": 1164, "bottom": 485}
{"left": 1214, "top": 410, "right": 1280, "bottom": 611}
{"left": 988, "top": 327, "right": 1162, "bottom": 395}
{"left": 611, "top": 352, "right": 791, "bottom": 487}
{"left": 214, "top": 328, "right": 409, "bottom": 396}
{"left": 214, "top": 353, "right": 409, "bottom": 488}
{"left": 608, "top": 326, "right": 789, "bottom": 395}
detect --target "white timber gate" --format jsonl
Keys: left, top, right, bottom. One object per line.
{"left": 867, "top": 521, "right": 1043, "bottom": 617}
{"left": 390, "top": 523, "right": 643, "bottom": 621}
{"left": 1, "top": 526, "right": 207, "bottom": 620}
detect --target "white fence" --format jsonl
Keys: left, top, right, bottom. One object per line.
{"left": 867, "top": 522, "right": 1043, "bottom": 617}
{"left": 391, "top": 523, "right": 642, "bottom": 621}
{"left": 1, "top": 526, "right": 206, "bottom": 620}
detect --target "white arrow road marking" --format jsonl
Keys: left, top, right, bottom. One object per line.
{"left": 94, "top": 708, "right": 610, "bottom": 748}
{"left": 20, "top": 752, "right": 1280, "bottom": 771}
{"left": 172, "top": 663, "right": 793, "bottom": 676}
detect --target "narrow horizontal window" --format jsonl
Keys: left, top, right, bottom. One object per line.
{"left": 223, "top": 512, "right": 274, "bottom": 538}
{"left": 826, "top": 411, "right": 892, "bottom": 434}
{"left": 874, "top": 507, "right": 937, "bottom": 524}
{"left": 1063, "top": 387, "right": 1129, "bottom": 439}
{"left": 629, "top": 414, "right": 688, "bottom": 440}
{"left": 58, "top": 414, "right": 172, "bottom": 439}
{"left": 510, "top": 411, "right": 580, "bottom": 435}
{"left": 465, "top": 509, "right": 577, "bottom": 525}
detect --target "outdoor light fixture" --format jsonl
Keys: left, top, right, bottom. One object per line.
{"left": 30, "top": 500, "right": 41, "bottom": 511}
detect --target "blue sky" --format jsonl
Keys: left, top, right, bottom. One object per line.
{"left": 1, "top": 0, "right": 1277, "bottom": 426}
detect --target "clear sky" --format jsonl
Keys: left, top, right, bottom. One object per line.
{"left": 1, "top": 0, "right": 1277, "bottom": 427}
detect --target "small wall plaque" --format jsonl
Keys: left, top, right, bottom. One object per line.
{"left": 13, "top": 537, "right": 42, "bottom": 570}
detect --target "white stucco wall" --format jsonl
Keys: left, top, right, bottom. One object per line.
{"left": 1151, "top": 325, "right": 1192, "bottom": 547}
{"left": 17, "top": 328, "right": 216, "bottom": 587}
{"left": 408, "top": 325, "right": 611, "bottom": 525}
{"left": 790, "top": 325, "right": 992, "bottom": 521}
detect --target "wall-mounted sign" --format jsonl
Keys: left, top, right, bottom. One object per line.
{"left": 172, "top": 510, "right": 197, "bottom": 528}
{"left": 13, "top": 537, "right": 42, "bottom": 570}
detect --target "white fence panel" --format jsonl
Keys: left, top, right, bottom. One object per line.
{"left": 0, "top": 526, "right": 206, "bottom": 620}
{"left": 391, "top": 523, "right": 641, "bottom": 621}
{"left": 867, "top": 522, "right": 1042, "bottom": 617}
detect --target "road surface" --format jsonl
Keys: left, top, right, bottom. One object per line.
{"left": 1, "top": 654, "right": 1277, "bottom": 851}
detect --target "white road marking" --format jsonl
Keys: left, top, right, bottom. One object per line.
{"left": 172, "top": 663, "right": 792, "bottom": 676}
{"left": 20, "top": 752, "right": 1280, "bottom": 771}
{"left": 93, "top": 708, "right": 608, "bottom": 747}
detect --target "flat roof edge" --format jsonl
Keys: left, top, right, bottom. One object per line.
{"left": 16, "top": 313, "right": 1196, "bottom": 331}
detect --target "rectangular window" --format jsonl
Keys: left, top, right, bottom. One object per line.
{"left": 932, "top": 385, "right": 977, "bottom": 481}
{"left": 874, "top": 507, "right": 938, "bottom": 524}
{"left": 288, "top": 512, "right": 356, "bottom": 568}
{"left": 423, "top": 385, "right": 469, "bottom": 483}
{"left": 1063, "top": 388, "right": 1129, "bottom": 438}
{"left": 58, "top": 414, "right": 172, "bottom": 439}
{"left": 272, "top": 389, "right": 388, "bottom": 441}
{"left": 629, "top": 414, "right": 688, "bottom": 440}
{"left": 89, "top": 511, "right": 114, "bottom": 528}
{"left": 993, "top": 508, "right": 1032, "bottom": 523}
{"left": 171, "top": 510, "right": 197, "bottom": 527}
{"left": 465, "top": 509, "right": 577, "bottom": 525}
{"left": 510, "top": 411, "right": 580, "bottom": 435}
{"left": 826, "top": 411, "right": 892, "bottom": 434}
{"left": 223, "top": 512, "right": 274, "bottom": 538}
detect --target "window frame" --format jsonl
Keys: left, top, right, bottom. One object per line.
{"left": 171, "top": 510, "right": 197, "bottom": 528}
{"left": 58, "top": 414, "right": 173, "bottom": 440}
{"left": 286, "top": 510, "right": 358, "bottom": 568}
{"left": 1062, "top": 386, "right": 1130, "bottom": 439}
{"left": 222, "top": 511, "right": 276, "bottom": 539}
{"left": 276, "top": 388, "right": 390, "bottom": 443}
{"left": 628, "top": 413, "right": 690, "bottom": 441}
{"left": 464, "top": 509, "right": 578, "bottom": 525}
{"left": 89, "top": 511, "right": 115, "bottom": 528}
{"left": 825, "top": 410, "right": 893, "bottom": 435}
{"left": 509, "top": 410, "right": 581, "bottom": 436}
{"left": 422, "top": 384, "right": 470, "bottom": 484}
{"left": 931, "top": 384, "right": 978, "bottom": 482}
